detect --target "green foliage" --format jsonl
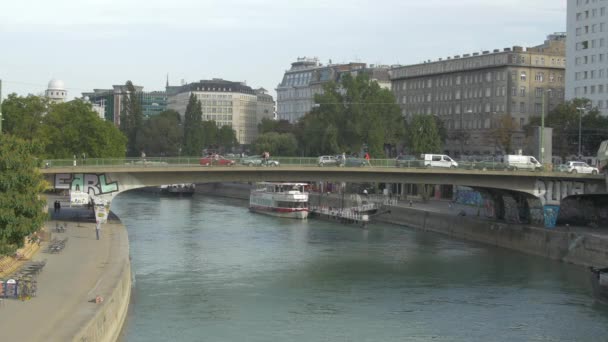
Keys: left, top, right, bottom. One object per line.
{"left": 135, "top": 110, "right": 183, "bottom": 156}
{"left": 40, "top": 100, "right": 127, "bottom": 158}
{"left": 201, "top": 120, "right": 218, "bottom": 150}
{"left": 258, "top": 118, "right": 294, "bottom": 134}
{"left": 217, "top": 125, "right": 237, "bottom": 151}
{"left": 486, "top": 114, "right": 518, "bottom": 154}
{"left": 119, "top": 81, "right": 144, "bottom": 157}
{"left": 0, "top": 135, "right": 48, "bottom": 256}
{"left": 253, "top": 132, "right": 298, "bottom": 156}
{"left": 183, "top": 94, "right": 204, "bottom": 156}
{"left": 1, "top": 93, "right": 48, "bottom": 140}
{"left": 298, "top": 74, "right": 404, "bottom": 157}
{"left": 407, "top": 114, "right": 442, "bottom": 155}
{"left": 529, "top": 98, "right": 608, "bottom": 157}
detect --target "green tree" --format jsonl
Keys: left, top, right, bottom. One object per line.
{"left": 217, "top": 125, "right": 237, "bottom": 151}
{"left": 258, "top": 118, "right": 294, "bottom": 134}
{"left": 201, "top": 120, "right": 218, "bottom": 151}
{"left": 0, "top": 135, "right": 47, "bottom": 255}
{"left": 299, "top": 73, "right": 404, "bottom": 157}
{"left": 407, "top": 114, "right": 442, "bottom": 155}
{"left": 528, "top": 98, "right": 608, "bottom": 158}
{"left": 183, "top": 94, "right": 204, "bottom": 156}
{"left": 40, "top": 100, "right": 127, "bottom": 158}
{"left": 1, "top": 94, "right": 48, "bottom": 141}
{"left": 120, "top": 81, "right": 144, "bottom": 156}
{"left": 135, "top": 110, "right": 183, "bottom": 156}
{"left": 253, "top": 132, "right": 298, "bottom": 156}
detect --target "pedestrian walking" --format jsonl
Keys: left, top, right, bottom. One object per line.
{"left": 364, "top": 152, "right": 371, "bottom": 166}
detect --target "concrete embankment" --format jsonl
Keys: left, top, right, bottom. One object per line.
{"left": 0, "top": 199, "right": 131, "bottom": 342}
{"left": 196, "top": 183, "right": 608, "bottom": 268}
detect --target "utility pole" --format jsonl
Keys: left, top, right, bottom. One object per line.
{"left": 576, "top": 107, "right": 584, "bottom": 158}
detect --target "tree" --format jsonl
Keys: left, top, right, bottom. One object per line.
{"left": 40, "top": 100, "right": 127, "bottom": 158}
{"left": 120, "top": 81, "right": 144, "bottom": 157}
{"left": 258, "top": 118, "right": 294, "bottom": 135}
{"left": 201, "top": 120, "right": 218, "bottom": 151}
{"left": 299, "top": 73, "right": 404, "bottom": 157}
{"left": 183, "top": 94, "right": 204, "bottom": 156}
{"left": 217, "top": 125, "right": 238, "bottom": 151}
{"left": 407, "top": 114, "right": 442, "bottom": 155}
{"left": 486, "top": 114, "right": 518, "bottom": 154}
{"left": 0, "top": 135, "right": 47, "bottom": 256}
{"left": 253, "top": 132, "right": 298, "bottom": 156}
{"left": 135, "top": 110, "right": 183, "bottom": 156}
{"left": 1, "top": 94, "right": 48, "bottom": 141}
{"left": 528, "top": 98, "right": 608, "bottom": 158}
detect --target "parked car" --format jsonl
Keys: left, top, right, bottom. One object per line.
{"left": 343, "top": 157, "right": 370, "bottom": 167}
{"left": 563, "top": 161, "right": 599, "bottom": 174}
{"left": 395, "top": 155, "right": 424, "bottom": 168}
{"left": 199, "top": 155, "right": 236, "bottom": 166}
{"left": 318, "top": 155, "right": 339, "bottom": 167}
{"left": 240, "top": 156, "right": 279, "bottom": 167}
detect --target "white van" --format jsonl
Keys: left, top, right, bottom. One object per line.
{"left": 504, "top": 155, "right": 542, "bottom": 171}
{"left": 421, "top": 154, "right": 458, "bottom": 168}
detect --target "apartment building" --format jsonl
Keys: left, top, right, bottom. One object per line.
{"left": 391, "top": 34, "right": 566, "bottom": 157}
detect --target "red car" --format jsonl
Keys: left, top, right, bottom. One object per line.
{"left": 199, "top": 155, "right": 236, "bottom": 166}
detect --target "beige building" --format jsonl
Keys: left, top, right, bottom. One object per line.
{"left": 167, "top": 79, "right": 275, "bottom": 145}
{"left": 391, "top": 34, "right": 566, "bottom": 157}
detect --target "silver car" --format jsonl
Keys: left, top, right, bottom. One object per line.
{"left": 318, "top": 155, "right": 339, "bottom": 167}
{"left": 564, "top": 161, "right": 599, "bottom": 174}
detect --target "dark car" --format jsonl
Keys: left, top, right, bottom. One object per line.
{"left": 199, "top": 155, "right": 236, "bottom": 166}
{"left": 395, "top": 155, "right": 423, "bottom": 168}
{"left": 343, "top": 157, "right": 370, "bottom": 167}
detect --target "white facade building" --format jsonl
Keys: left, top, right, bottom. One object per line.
{"left": 167, "top": 79, "right": 275, "bottom": 144}
{"left": 45, "top": 79, "right": 67, "bottom": 103}
{"left": 566, "top": 0, "right": 608, "bottom": 114}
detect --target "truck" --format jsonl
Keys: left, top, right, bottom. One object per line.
{"left": 504, "top": 155, "right": 542, "bottom": 171}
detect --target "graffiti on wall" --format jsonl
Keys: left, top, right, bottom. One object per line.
{"left": 54, "top": 173, "right": 119, "bottom": 196}
{"left": 534, "top": 180, "right": 600, "bottom": 206}
{"left": 455, "top": 189, "right": 482, "bottom": 206}
{"left": 543, "top": 205, "right": 560, "bottom": 228}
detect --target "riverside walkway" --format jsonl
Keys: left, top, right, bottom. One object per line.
{"left": 0, "top": 195, "right": 129, "bottom": 341}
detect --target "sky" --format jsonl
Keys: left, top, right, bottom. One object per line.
{"left": 0, "top": 0, "right": 567, "bottom": 100}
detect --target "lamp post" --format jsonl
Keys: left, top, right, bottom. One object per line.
{"left": 576, "top": 106, "right": 586, "bottom": 158}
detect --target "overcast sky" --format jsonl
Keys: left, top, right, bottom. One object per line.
{"left": 0, "top": 0, "right": 567, "bottom": 100}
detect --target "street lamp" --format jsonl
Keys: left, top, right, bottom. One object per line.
{"left": 576, "top": 106, "right": 588, "bottom": 158}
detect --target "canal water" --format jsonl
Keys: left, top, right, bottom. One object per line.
{"left": 113, "top": 192, "right": 608, "bottom": 342}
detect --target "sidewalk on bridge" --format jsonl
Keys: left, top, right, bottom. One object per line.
{"left": 0, "top": 194, "right": 129, "bottom": 341}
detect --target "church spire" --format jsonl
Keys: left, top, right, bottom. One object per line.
{"left": 166, "top": 73, "right": 169, "bottom": 88}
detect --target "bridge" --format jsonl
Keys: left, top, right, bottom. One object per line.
{"left": 40, "top": 157, "right": 608, "bottom": 228}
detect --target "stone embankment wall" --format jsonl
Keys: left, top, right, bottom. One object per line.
{"left": 197, "top": 183, "right": 608, "bottom": 267}
{"left": 72, "top": 222, "right": 132, "bottom": 342}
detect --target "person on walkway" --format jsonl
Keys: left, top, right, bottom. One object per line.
{"left": 364, "top": 152, "right": 371, "bottom": 166}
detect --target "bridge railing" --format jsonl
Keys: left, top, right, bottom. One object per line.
{"left": 39, "top": 157, "right": 587, "bottom": 175}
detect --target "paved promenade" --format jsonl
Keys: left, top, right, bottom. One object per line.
{"left": 0, "top": 195, "right": 129, "bottom": 341}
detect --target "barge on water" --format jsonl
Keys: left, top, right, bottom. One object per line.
{"left": 249, "top": 182, "right": 309, "bottom": 219}
{"left": 309, "top": 203, "right": 389, "bottom": 228}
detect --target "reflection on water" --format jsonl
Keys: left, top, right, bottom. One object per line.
{"left": 113, "top": 192, "right": 608, "bottom": 342}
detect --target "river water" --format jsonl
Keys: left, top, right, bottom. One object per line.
{"left": 113, "top": 192, "right": 608, "bottom": 342}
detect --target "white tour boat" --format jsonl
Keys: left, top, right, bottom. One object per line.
{"left": 249, "top": 182, "right": 309, "bottom": 219}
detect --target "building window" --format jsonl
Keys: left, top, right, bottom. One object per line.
{"left": 535, "top": 73, "right": 544, "bottom": 82}
{"left": 520, "top": 102, "right": 526, "bottom": 113}
{"left": 520, "top": 86, "right": 526, "bottom": 97}
{"left": 535, "top": 88, "right": 543, "bottom": 97}
{"left": 511, "top": 87, "right": 517, "bottom": 96}
{"left": 535, "top": 103, "right": 542, "bottom": 114}
{"left": 520, "top": 72, "right": 527, "bottom": 81}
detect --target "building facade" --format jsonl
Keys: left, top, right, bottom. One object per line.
{"left": 166, "top": 79, "right": 275, "bottom": 145}
{"left": 276, "top": 57, "right": 391, "bottom": 123}
{"left": 391, "top": 34, "right": 566, "bottom": 157}
{"left": 566, "top": 0, "right": 608, "bottom": 114}
{"left": 82, "top": 86, "right": 168, "bottom": 126}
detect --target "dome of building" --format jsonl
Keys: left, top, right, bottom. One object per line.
{"left": 47, "top": 79, "right": 66, "bottom": 90}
